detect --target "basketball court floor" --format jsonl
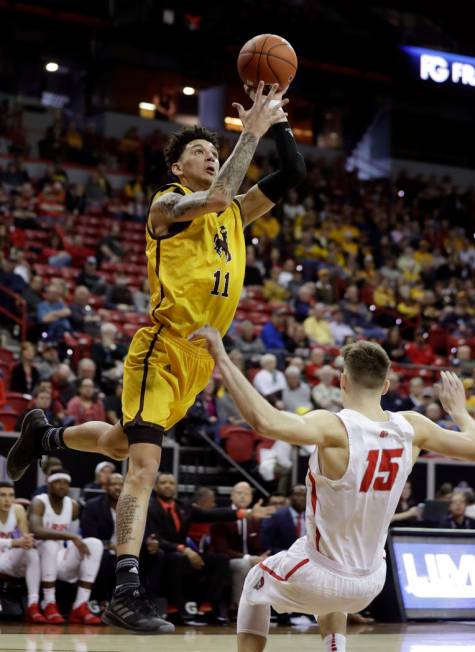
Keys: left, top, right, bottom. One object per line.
{"left": 0, "top": 622, "right": 474, "bottom": 652}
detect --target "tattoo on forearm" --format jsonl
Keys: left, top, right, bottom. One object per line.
{"left": 116, "top": 493, "right": 139, "bottom": 545}
{"left": 172, "top": 191, "right": 209, "bottom": 218}
{"left": 209, "top": 131, "right": 258, "bottom": 201}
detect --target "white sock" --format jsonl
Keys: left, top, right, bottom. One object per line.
{"left": 324, "top": 634, "right": 346, "bottom": 652}
{"left": 27, "top": 593, "right": 39, "bottom": 607}
{"left": 42, "top": 587, "right": 56, "bottom": 607}
{"left": 73, "top": 586, "right": 91, "bottom": 609}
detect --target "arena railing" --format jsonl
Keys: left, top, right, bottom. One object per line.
{"left": 0, "top": 284, "right": 27, "bottom": 342}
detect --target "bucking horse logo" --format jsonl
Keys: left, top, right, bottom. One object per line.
{"left": 214, "top": 225, "right": 232, "bottom": 262}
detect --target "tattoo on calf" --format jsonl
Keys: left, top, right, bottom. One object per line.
{"left": 116, "top": 493, "right": 139, "bottom": 545}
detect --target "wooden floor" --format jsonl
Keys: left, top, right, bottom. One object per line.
{"left": 0, "top": 622, "right": 474, "bottom": 652}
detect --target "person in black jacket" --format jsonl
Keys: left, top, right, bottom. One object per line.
{"left": 260, "top": 485, "right": 307, "bottom": 555}
{"left": 144, "top": 472, "right": 272, "bottom": 622}
{"left": 440, "top": 492, "right": 475, "bottom": 529}
{"left": 80, "top": 473, "right": 126, "bottom": 603}
{"left": 10, "top": 341, "right": 40, "bottom": 394}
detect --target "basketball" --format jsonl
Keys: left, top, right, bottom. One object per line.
{"left": 237, "top": 34, "right": 298, "bottom": 91}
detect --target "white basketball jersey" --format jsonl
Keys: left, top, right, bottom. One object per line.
{"left": 36, "top": 494, "right": 73, "bottom": 533}
{"left": 305, "top": 408, "right": 414, "bottom": 576}
{"left": 0, "top": 505, "right": 18, "bottom": 539}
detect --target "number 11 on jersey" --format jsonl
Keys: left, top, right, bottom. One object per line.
{"left": 211, "top": 270, "right": 230, "bottom": 297}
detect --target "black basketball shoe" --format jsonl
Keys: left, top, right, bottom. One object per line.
{"left": 102, "top": 587, "right": 175, "bottom": 633}
{"left": 7, "top": 409, "right": 49, "bottom": 481}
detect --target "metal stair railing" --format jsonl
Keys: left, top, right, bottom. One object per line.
{"left": 196, "top": 428, "right": 270, "bottom": 497}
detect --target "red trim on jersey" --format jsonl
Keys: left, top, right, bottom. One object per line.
{"left": 308, "top": 470, "right": 321, "bottom": 551}
{"left": 331, "top": 633, "right": 337, "bottom": 651}
{"left": 259, "top": 558, "right": 310, "bottom": 581}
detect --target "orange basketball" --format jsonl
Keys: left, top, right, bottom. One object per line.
{"left": 237, "top": 34, "right": 298, "bottom": 91}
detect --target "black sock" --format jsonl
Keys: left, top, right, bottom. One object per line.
{"left": 41, "top": 427, "right": 67, "bottom": 452}
{"left": 115, "top": 555, "right": 140, "bottom": 595}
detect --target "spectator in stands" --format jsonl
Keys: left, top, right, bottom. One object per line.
{"left": 50, "top": 363, "right": 76, "bottom": 407}
{"left": 339, "top": 285, "right": 382, "bottom": 338}
{"left": 405, "top": 330, "right": 435, "bottom": 366}
{"left": 82, "top": 461, "right": 116, "bottom": 502}
{"left": 303, "top": 303, "right": 334, "bottom": 346}
{"left": 210, "top": 482, "right": 267, "bottom": 609}
{"left": 329, "top": 309, "right": 355, "bottom": 346}
{"left": 390, "top": 480, "right": 419, "bottom": 524}
{"left": 77, "top": 358, "right": 97, "bottom": 383}
{"left": 408, "top": 377, "right": 425, "bottom": 410}
{"left": 440, "top": 492, "right": 475, "bottom": 529}
{"left": 63, "top": 121, "right": 83, "bottom": 162}
{"left": 29, "top": 470, "right": 103, "bottom": 624}
{"left": 250, "top": 211, "right": 281, "bottom": 242}
{"left": 66, "top": 378, "right": 105, "bottom": 425}
{"left": 133, "top": 278, "right": 150, "bottom": 314}
{"left": 91, "top": 323, "right": 127, "bottom": 387}
{"left": 261, "top": 485, "right": 307, "bottom": 554}
{"left": 97, "top": 222, "right": 124, "bottom": 264}
{"left": 66, "top": 182, "right": 87, "bottom": 215}
{"left": 465, "top": 492, "right": 475, "bottom": 519}
{"left": 9, "top": 341, "right": 39, "bottom": 394}
{"left": 261, "top": 310, "right": 287, "bottom": 353}
{"left": 15, "top": 386, "right": 65, "bottom": 431}
{"left": 383, "top": 327, "right": 408, "bottom": 364}
{"left": 105, "top": 272, "right": 134, "bottom": 310}
{"left": 77, "top": 256, "right": 107, "bottom": 295}
{"left": 282, "top": 188, "right": 304, "bottom": 223}
{"left": 381, "top": 372, "right": 413, "bottom": 412}
{"left": 104, "top": 380, "right": 123, "bottom": 425}
{"left": 253, "top": 354, "right": 286, "bottom": 407}
{"left": 85, "top": 170, "right": 110, "bottom": 206}
{"left": 37, "top": 182, "right": 66, "bottom": 225}
{"left": 36, "top": 342, "right": 61, "bottom": 380}
{"left": 69, "top": 286, "right": 101, "bottom": 336}
{"left": 293, "top": 284, "right": 314, "bottom": 322}
{"left": 22, "top": 275, "right": 44, "bottom": 321}
{"left": 312, "top": 365, "right": 342, "bottom": 412}
{"left": 425, "top": 402, "right": 450, "bottom": 428}
{"left": 267, "top": 493, "right": 288, "bottom": 509}
{"left": 436, "top": 482, "right": 453, "bottom": 502}
{"left": 0, "top": 257, "right": 26, "bottom": 309}
{"left": 305, "top": 347, "right": 326, "bottom": 386}
{"left": 36, "top": 283, "right": 71, "bottom": 341}
{"left": 244, "top": 245, "right": 264, "bottom": 286}
{"left": 455, "top": 345, "right": 475, "bottom": 378}
{"left": 229, "top": 348, "right": 246, "bottom": 374}
{"left": 217, "top": 386, "right": 245, "bottom": 426}
{"left": 80, "top": 472, "right": 124, "bottom": 602}
{"left": 282, "top": 366, "right": 312, "bottom": 413}
{"left": 315, "top": 268, "right": 336, "bottom": 304}
{"left": 233, "top": 320, "right": 265, "bottom": 367}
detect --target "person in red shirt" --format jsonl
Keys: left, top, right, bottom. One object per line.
{"left": 405, "top": 330, "right": 435, "bottom": 366}
{"left": 66, "top": 379, "right": 105, "bottom": 425}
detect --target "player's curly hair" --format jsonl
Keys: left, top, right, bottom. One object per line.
{"left": 164, "top": 126, "right": 219, "bottom": 174}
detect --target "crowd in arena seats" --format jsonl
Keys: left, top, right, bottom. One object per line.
{"left": 1, "top": 107, "right": 475, "bottom": 623}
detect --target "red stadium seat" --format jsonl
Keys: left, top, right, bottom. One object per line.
{"left": 0, "top": 407, "right": 19, "bottom": 432}
{"left": 219, "top": 425, "right": 256, "bottom": 464}
{"left": 5, "top": 392, "right": 31, "bottom": 414}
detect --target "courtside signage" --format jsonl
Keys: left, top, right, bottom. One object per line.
{"left": 393, "top": 541, "right": 475, "bottom": 611}
{"left": 402, "top": 46, "right": 475, "bottom": 87}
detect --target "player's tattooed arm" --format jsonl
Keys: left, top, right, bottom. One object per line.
{"left": 207, "top": 131, "right": 258, "bottom": 205}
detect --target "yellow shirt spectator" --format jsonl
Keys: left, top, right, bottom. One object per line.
{"left": 251, "top": 214, "right": 281, "bottom": 240}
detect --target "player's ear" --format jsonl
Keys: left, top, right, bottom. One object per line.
{"left": 340, "top": 372, "right": 347, "bottom": 391}
{"left": 171, "top": 161, "right": 182, "bottom": 177}
{"left": 381, "top": 377, "right": 390, "bottom": 396}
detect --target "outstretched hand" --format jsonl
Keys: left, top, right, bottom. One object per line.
{"left": 437, "top": 371, "right": 467, "bottom": 418}
{"left": 189, "top": 325, "right": 226, "bottom": 362}
{"left": 232, "top": 81, "right": 289, "bottom": 138}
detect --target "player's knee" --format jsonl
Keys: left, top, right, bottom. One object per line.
{"left": 99, "top": 425, "right": 129, "bottom": 461}
{"left": 26, "top": 547, "right": 40, "bottom": 563}
{"left": 84, "top": 537, "right": 103, "bottom": 559}
{"left": 39, "top": 540, "right": 58, "bottom": 557}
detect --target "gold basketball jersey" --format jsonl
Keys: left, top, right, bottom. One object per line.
{"left": 145, "top": 182, "right": 245, "bottom": 338}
